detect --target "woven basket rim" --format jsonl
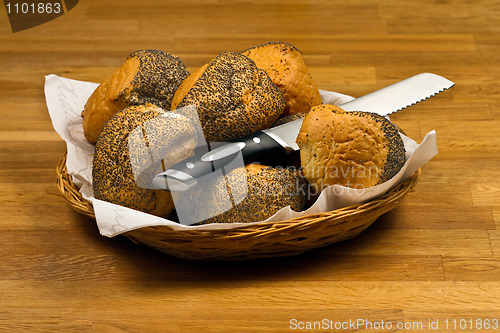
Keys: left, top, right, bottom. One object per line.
{"left": 56, "top": 151, "right": 420, "bottom": 260}
{"left": 56, "top": 152, "right": 420, "bottom": 235}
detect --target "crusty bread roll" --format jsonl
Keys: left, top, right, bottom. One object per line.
{"left": 171, "top": 51, "right": 285, "bottom": 142}
{"left": 92, "top": 104, "right": 197, "bottom": 218}
{"left": 296, "top": 104, "right": 405, "bottom": 191}
{"left": 175, "top": 164, "right": 308, "bottom": 225}
{"left": 82, "top": 50, "right": 189, "bottom": 143}
{"left": 242, "top": 41, "right": 322, "bottom": 117}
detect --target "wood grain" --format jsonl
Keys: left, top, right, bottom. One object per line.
{"left": 1, "top": 0, "right": 499, "bottom": 331}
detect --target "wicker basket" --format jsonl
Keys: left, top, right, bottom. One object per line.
{"left": 56, "top": 153, "right": 420, "bottom": 261}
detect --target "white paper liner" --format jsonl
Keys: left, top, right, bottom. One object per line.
{"left": 45, "top": 74, "right": 438, "bottom": 237}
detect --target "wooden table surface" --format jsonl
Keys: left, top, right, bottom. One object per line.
{"left": 1, "top": 0, "right": 499, "bottom": 332}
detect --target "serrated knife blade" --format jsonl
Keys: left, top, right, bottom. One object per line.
{"left": 340, "top": 72, "right": 455, "bottom": 115}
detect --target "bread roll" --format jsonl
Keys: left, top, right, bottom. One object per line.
{"left": 242, "top": 41, "right": 322, "bottom": 117}
{"left": 92, "top": 104, "right": 198, "bottom": 218}
{"left": 175, "top": 164, "right": 308, "bottom": 225}
{"left": 296, "top": 104, "right": 405, "bottom": 191}
{"left": 171, "top": 51, "right": 285, "bottom": 142}
{"left": 82, "top": 50, "right": 189, "bottom": 143}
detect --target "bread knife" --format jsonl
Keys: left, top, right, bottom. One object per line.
{"left": 153, "top": 73, "right": 454, "bottom": 191}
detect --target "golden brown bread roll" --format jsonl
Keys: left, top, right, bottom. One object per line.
{"left": 175, "top": 164, "right": 308, "bottom": 225}
{"left": 296, "top": 104, "right": 405, "bottom": 191}
{"left": 92, "top": 104, "right": 197, "bottom": 218}
{"left": 171, "top": 51, "right": 285, "bottom": 142}
{"left": 82, "top": 50, "right": 189, "bottom": 143}
{"left": 242, "top": 41, "right": 322, "bottom": 117}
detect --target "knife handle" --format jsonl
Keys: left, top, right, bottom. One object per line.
{"left": 152, "top": 131, "right": 288, "bottom": 191}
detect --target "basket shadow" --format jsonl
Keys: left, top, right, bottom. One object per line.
{"left": 55, "top": 153, "right": 418, "bottom": 288}
{"left": 110, "top": 218, "right": 391, "bottom": 288}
